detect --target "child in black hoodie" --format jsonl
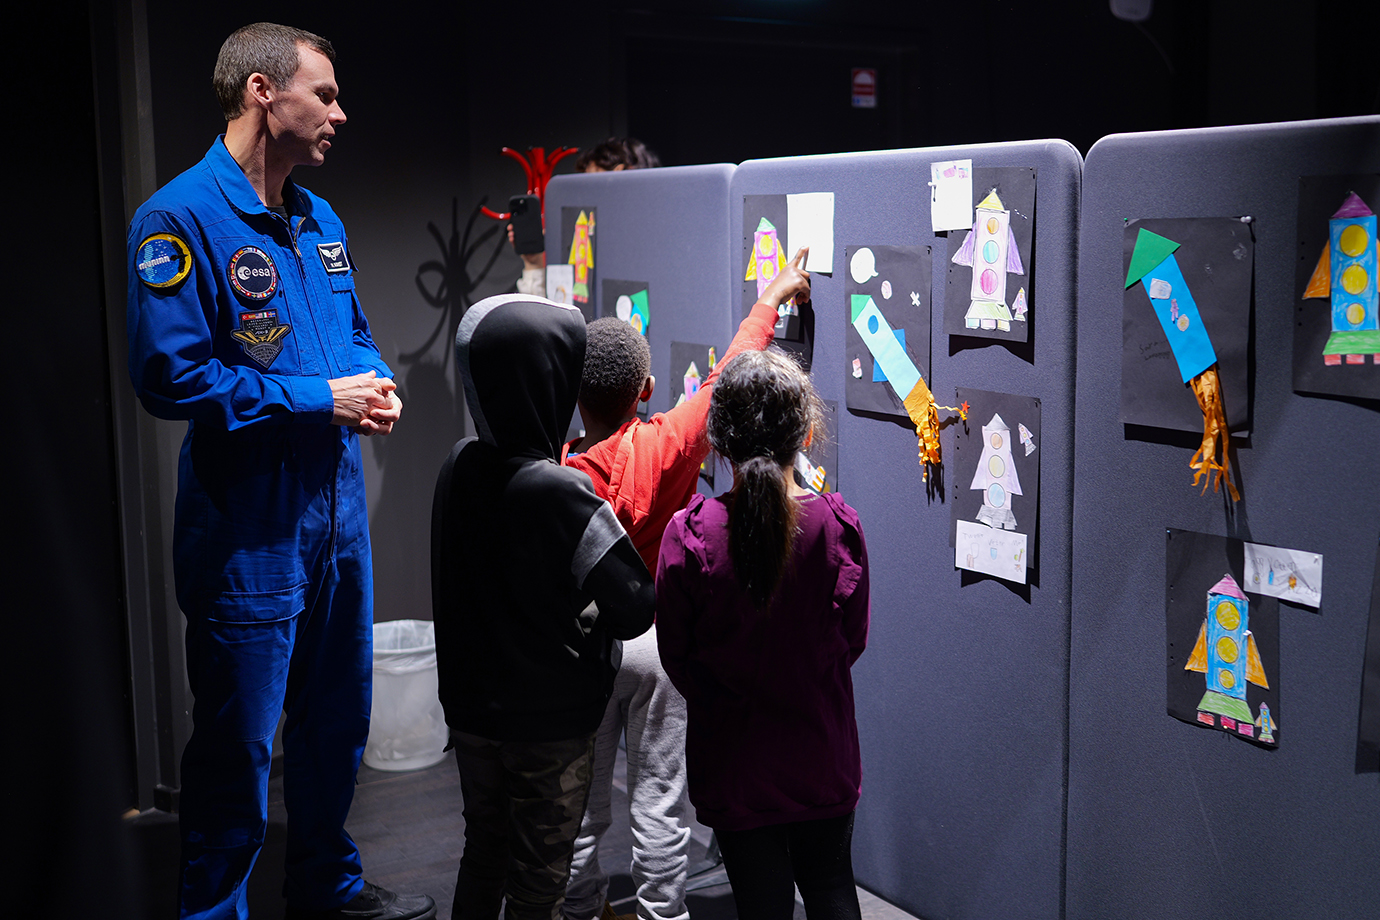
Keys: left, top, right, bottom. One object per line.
{"left": 433, "top": 294, "right": 655, "bottom": 920}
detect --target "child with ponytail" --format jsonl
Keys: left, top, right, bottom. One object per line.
{"left": 655, "top": 349, "right": 870, "bottom": 920}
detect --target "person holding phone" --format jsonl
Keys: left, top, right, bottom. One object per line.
{"left": 508, "top": 138, "right": 661, "bottom": 296}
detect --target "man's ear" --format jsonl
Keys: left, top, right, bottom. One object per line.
{"left": 245, "top": 72, "right": 275, "bottom": 111}
{"left": 640, "top": 375, "right": 655, "bottom": 403}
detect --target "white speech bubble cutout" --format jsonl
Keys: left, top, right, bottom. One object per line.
{"left": 850, "top": 248, "right": 878, "bottom": 285}
{"left": 616, "top": 295, "right": 633, "bottom": 321}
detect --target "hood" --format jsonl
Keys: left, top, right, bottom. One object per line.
{"left": 456, "top": 294, "right": 586, "bottom": 460}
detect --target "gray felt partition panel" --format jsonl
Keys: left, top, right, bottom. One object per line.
{"left": 1070, "top": 117, "right": 1380, "bottom": 919}
{"left": 733, "top": 141, "right": 1082, "bottom": 920}
{"left": 544, "top": 165, "right": 738, "bottom": 431}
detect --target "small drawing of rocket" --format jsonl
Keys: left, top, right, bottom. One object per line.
{"left": 1184, "top": 573, "right": 1270, "bottom": 733}
{"left": 1301, "top": 191, "right": 1380, "bottom": 366}
{"left": 568, "top": 210, "right": 594, "bottom": 303}
{"left": 951, "top": 189, "right": 1025, "bottom": 331}
{"left": 745, "top": 217, "right": 794, "bottom": 313}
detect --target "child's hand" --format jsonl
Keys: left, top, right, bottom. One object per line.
{"left": 762, "top": 247, "right": 811, "bottom": 307}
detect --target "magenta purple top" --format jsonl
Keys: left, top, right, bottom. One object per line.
{"left": 655, "top": 490, "right": 870, "bottom": 832}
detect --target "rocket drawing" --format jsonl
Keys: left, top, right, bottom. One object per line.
{"left": 969, "top": 412, "right": 1022, "bottom": 530}
{"left": 951, "top": 189, "right": 1025, "bottom": 331}
{"left": 1125, "top": 226, "right": 1239, "bottom": 501}
{"left": 745, "top": 217, "right": 794, "bottom": 314}
{"left": 567, "top": 210, "right": 594, "bottom": 303}
{"left": 1301, "top": 191, "right": 1380, "bottom": 366}
{"left": 1184, "top": 573, "right": 1270, "bottom": 738}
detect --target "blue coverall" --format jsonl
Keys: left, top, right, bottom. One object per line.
{"left": 127, "top": 137, "right": 390, "bottom": 920}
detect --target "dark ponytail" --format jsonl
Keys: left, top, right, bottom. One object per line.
{"left": 707, "top": 350, "right": 825, "bottom": 608}
{"left": 728, "top": 455, "right": 797, "bottom": 608}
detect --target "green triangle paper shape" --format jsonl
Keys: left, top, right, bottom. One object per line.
{"left": 1125, "top": 227, "right": 1181, "bottom": 289}
{"left": 851, "top": 294, "right": 872, "bottom": 323}
{"left": 756, "top": 217, "right": 776, "bottom": 232}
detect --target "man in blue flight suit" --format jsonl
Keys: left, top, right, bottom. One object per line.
{"left": 127, "top": 23, "right": 435, "bottom": 920}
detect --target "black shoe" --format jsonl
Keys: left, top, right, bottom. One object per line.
{"left": 285, "top": 881, "right": 437, "bottom": 920}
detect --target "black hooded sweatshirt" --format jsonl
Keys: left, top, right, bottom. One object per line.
{"left": 433, "top": 294, "right": 655, "bottom": 741}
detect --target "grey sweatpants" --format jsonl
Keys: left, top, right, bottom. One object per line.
{"left": 563, "top": 627, "right": 691, "bottom": 920}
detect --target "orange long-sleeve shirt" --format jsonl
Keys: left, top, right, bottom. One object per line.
{"left": 562, "top": 300, "right": 781, "bottom": 572}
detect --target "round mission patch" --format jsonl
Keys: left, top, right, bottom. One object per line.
{"left": 228, "top": 246, "right": 279, "bottom": 302}
{"left": 135, "top": 233, "right": 192, "bottom": 288}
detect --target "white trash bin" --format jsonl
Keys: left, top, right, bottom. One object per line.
{"left": 363, "top": 619, "right": 448, "bottom": 771}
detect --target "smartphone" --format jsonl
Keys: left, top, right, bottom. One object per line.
{"left": 509, "top": 194, "right": 545, "bottom": 255}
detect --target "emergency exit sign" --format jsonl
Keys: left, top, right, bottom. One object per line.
{"left": 851, "top": 68, "right": 877, "bottom": 108}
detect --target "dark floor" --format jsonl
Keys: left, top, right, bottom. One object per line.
{"left": 125, "top": 746, "right": 910, "bottom": 920}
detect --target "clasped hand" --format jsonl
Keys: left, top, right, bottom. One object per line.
{"left": 329, "top": 370, "right": 402, "bottom": 435}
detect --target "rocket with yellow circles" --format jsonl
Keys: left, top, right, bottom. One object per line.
{"left": 745, "top": 217, "right": 797, "bottom": 316}
{"left": 1184, "top": 573, "right": 1271, "bottom": 739}
{"left": 745, "top": 217, "right": 786, "bottom": 296}
{"left": 567, "top": 210, "right": 594, "bottom": 304}
{"left": 1302, "top": 192, "right": 1380, "bottom": 365}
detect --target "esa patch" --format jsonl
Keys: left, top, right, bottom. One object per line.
{"left": 231, "top": 309, "right": 291, "bottom": 368}
{"left": 228, "top": 246, "right": 279, "bottom": 302}
{"left": 136, "top": 233, "right": 192, "bottom": 289}
{"left": 317, "top": 241, "right": 350, "bottom": 274}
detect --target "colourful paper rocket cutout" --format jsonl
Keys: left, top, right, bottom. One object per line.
{"left": 1184, "top": 573, "right": 1270, "bottom": 738}
{"left": 1127, "top": 228, "right": 1215, "bottom": 383}
{"left": 1255, "top": 702, "right": 1276, "bottom": 743}
{"left": 1127, "top": 226, "right": 1238, "bottom": 501}
{"left": 682, "top": 360, "right": 701, "bottom": 402}
{"left": 952, "top": 189, "right": 1025, "bottom": 332}
{"left": 745, "top": 217, "right": 790, "bottom": 307}
{"left": 567, "top": 211, "right": 594, "bottom": 303}
{"left": 1018, "top": 422, "right": 1035, "bottom": 456}
{"left": 853, "top": 296, "right": 919, "bottom": 396}
{"left": 851, "top": 294, "right": 950, "bottom": 477}
{"left": 970, "top": 412, "right": 1023, "bottom": 530}
{"left": 1301, "top": 192, "right": 1380, "bottom": 365}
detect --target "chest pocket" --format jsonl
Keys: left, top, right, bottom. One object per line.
{"left": 322, "top": 268, "right": 358, "bottom": 371}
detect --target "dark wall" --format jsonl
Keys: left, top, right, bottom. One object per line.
{"left": 617, "top": 0, "right": 1359, "bottom": 165}
{"left": 21, "top": 3, "right": 138, "bottom": 917}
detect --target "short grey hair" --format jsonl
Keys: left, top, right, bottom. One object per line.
{"left": 213, "top": 23, "right": 335, "bottom": 121}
